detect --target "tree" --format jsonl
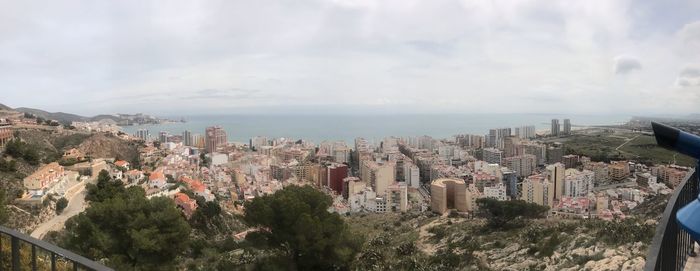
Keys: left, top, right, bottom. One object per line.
{"left": 0, "top": 159, "right": 17, "bottom": 172}
{"left": 3, "top": 138, "right": 40, "bottom": 165}
{"left": 56, "top": 197, "right": 69, "bottom": 214}
{"left": 199, "top": 153, "right": 209, "bottom": 167}
{"left": 189, "top": 199, "right": 223, "bottom": 235}
{"left": 4, "top": 138, "right": 23, "bottom": 157}
{"left": 22, "top": 147, "right": 39, "bottom": 165}
{"left": 63, "top": 186, "right": 190, "bottom": 270}
{"left": 85, "top": 170, "right": 126, "bottom": 203}
{"left": 476, "top": 198, "right": 549, "bottom": 230}
{"left": 244, "top": 185, "right": 361, "bottom": 270}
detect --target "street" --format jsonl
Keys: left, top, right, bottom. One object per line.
{"left": 30, "top": 186, "right": 88, "bottom": 239}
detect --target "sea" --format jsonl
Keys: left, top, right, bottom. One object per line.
{"left": 121, "top": 114, "right": 630, "bottom": 145}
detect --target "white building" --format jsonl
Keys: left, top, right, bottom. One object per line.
{"left": 484, "top": 183, "right": 507, "bottom": 201}
{"left": 483, "top": 148, "right": 503, "bottom": 165}
{"left": 348, "top": 188, "right": 387, "bottom": 213}
{"left": 564, "top": 169, "right": 595, "bottom": 198}
{"left": 403, "top": 162, "right": 420, "bottom": 188}
{"left": 210, "top": 152, "right": 229, "bottom": 166}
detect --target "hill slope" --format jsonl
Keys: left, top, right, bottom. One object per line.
{"left": 14, "top": 107, "right": 88, "bottom": 124}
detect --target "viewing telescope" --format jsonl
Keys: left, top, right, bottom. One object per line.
{"left": 652, "top": 122, "right": 700, "bottom": 241}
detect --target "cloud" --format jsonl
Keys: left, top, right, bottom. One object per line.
{"left": 0, "top": 1, "right": 700, "bottom": 115}
{"left": 613, "top": 56, "right": 642, "bottom": 74}
{"left": 185, "top": 89, "right": 261, "bottom": 100}
{"left": 680, "top": 21, "right": 700, "bottom": 44}
{"left": 677, "top": 65, "right": 700, "bottom": 87}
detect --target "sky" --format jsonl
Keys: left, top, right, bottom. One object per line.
{"left": 1, "top": 0, "right": 700, "bottom": 116}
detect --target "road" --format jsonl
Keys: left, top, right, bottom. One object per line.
{"left": 30, "top": 186, "right": 88, "bottom": 239}
{"left": 593, "top": 181, "right": 637, "bottom": 192}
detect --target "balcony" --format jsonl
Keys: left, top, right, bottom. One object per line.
{"left": 0, "top": 225, "right": 112, "bottom": 271}
{"left": 644, "top": 169, "right": 698, "bottom": 271}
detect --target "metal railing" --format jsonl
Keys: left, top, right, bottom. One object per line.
{"left": 644, "top": 169, "right": 698, "bottom": 271}
{"left": 0, "top": 225, "right": 113, "bottom": 271}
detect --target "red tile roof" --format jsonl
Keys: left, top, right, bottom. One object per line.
{"left": 149, "top": 171, "right": 165, "bottom": 181}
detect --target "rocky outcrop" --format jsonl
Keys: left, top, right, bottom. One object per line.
{"left": 78, "top": 133, "right": 138, "bottom": 162}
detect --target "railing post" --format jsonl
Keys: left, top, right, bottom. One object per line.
{"left": 51, "top": 252, "right": 56, "bottom": 271}
{"left": 10, "top": 237, "right": 19, "bottom": 271}
{"left": 31, "top": 244, "right": 37, "bottom": 271}
{"left": 0, "top": 232, "right": 3, "bottom": 271}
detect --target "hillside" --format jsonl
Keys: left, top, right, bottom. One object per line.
{"left": 14, "top": 107, "right": 88, "bottom": 124}
{"left": 88, "top": 114, "right": 122, "bottom": 122}
{"left": 344, "top": 213, "right": 650, "bottom": 270}
{"left": 77, "top": 133, "right": 140, "bottom": 163}
{"left": 0, "top": 129, "right": 139, "bottom": 223}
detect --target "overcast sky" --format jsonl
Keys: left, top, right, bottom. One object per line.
{"left": 2, "top": 0, "right": 700, "bottom": 116}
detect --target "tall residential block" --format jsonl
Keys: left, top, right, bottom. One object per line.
{"left": 324, "top": 163, "right": 349, "bottom": 195}
{"left": 521, "top": 174, "right": 554, "bottom": 207}
{"left": 136, "top": 129, "right": 150, "bottom": 141}
{"left": 504, "top": 154, "right": 536, "bottom": 177}
{"left": 361, "top": 160, "right": 395, "bottom": 196}
{"left": 487, "top": 128, "right": 511, "bottom": 148}
{"left": 551, "top": 119, "right": 560, "bottom": 137}
{"left": 504, "top": 136, "right": 520, "bottom": 158}
{"left": 545, "top": 163, "right": 565, "bottom": 200}
{"left": 205, "top": 126, "right": 227, "bottom": 153}
{"left": 516, "top": 125, "right": 536, "bottom": 139}
{"left": 564, "top": 169, "right": 594, "bottom": 197}
{"left": 563, "top": 119, "right": 571, "bottom": 135}
{"left": 431, "top": 178, "right": 479, "bottom": 214}
{"left": 158, "top": 131, "right": 169, "bottom": 143}
{"left": 182, "top": 130, "right": 193, "bottom": 146}
{"left": 609, "top": 161, "right": 631, "bottom": 182}
{"left": 483, "top": 148, "right": 503, "bottom": 165}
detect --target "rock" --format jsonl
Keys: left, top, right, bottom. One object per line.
{"left": 630, "top": 242, "right": 645, "bottom": 256}
{"left": 621, "top": 257, "right": 645, "bottom": 270}
{"left": 603, "top": 248, "right": 617, "bottom": 258}
{"left": 571, "top": 246, "right": 595, "bottom": 257}
{"left": 584, "top": 255, "right": 629, "bottom": 271}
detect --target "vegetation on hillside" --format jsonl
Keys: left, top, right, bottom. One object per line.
{"left": 561, "top": 132, "right": 695, "bottom": 167}
{"left": 0, "top": 188, "right": 8, "bottom": 225}
{"left": 55, "top": 197, "right": 68, "bottom": 215}
{"left": 476, "top": 198, "right": 549, "bottom": 230}
{"left": 4, "top": 138, "right": 40, "bottom": 165}
{"left": 62, "top": 170, "right": 191, "bottom": 270}
{"left": 243, "top": 185, "right": 362, "bottom": 270}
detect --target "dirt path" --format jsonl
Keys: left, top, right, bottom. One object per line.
{"left": 30, "top": 185, "right": 88, "bottom": 239}
{"left": 416, "top": 217, "right": 443, "bottom": 255}
{"left": 614, "top": 135, "right": 640, "bottom": 151}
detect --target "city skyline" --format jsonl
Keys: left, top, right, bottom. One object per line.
{"left": 1, "top": 1, "right": 700, "bottom": 116}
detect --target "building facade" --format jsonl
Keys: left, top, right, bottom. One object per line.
{"left": 205, "top": 126, "right": 227, "bottom": 153}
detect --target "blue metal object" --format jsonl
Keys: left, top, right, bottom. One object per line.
{"left": 652, "top": 122, "right": 700, "bottom": 241}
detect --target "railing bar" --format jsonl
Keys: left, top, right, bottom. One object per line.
{"left": 644, "top": 170, "right": 695, "bottom": 271}
{"left": 0, "top": 226, "right": 112, "bottom": 271}
{"left": 51, "top": 252, "right": 56, "bottom": 271}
